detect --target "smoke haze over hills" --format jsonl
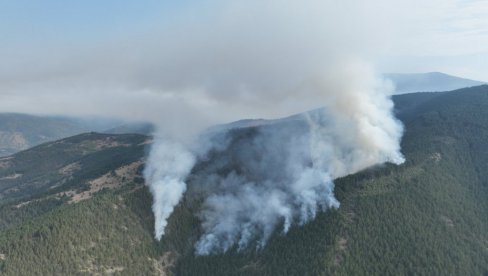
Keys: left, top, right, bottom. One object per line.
{"left": 8, "top": 0, "right": 481, "bottom": 254}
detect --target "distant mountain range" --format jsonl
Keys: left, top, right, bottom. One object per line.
{"left": 385, "top": 72, "right": 486, "bottom": 94}
{"left": 0, "top": 114, "right": 153, "bottom": 157}
{"left": 0, "top": 114, "right": 94, "bottom": 157}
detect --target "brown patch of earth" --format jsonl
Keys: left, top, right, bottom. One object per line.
{"left": 0, "top": 173, "right": 22, "bottom": 180}
{"left": 0, "top": 131, "right": 29, "bottom": 150}
{"left": 0, "top": 157, "right": 13, "bottom": 169}
{"left": 58, "top": 162, "right": 81, "bottom": 176}
{"left": 152, "top": 252, "right": 178, "bottom": 276}
{"left": 138, "top": 138, "right": 153, "bottom": 146}
{"left": 79, "top": 259, "right": 124, "bottom": 275}
{"left": 60, "top": 160, "right": 143, "bottom": 203}
{"left": 334, "top": 237, "right": 347, "bottom": 266}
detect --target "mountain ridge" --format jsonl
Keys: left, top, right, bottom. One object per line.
{"left": 385, "top": 72, "right": 486, "bottom": 94}
{"left": 0, "top": 113, "right": 153, "bottom": 157}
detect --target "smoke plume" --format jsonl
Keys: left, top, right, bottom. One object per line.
{"left": 144, "top": 62, "right": 404, "bottom": 254}
{"left": 144, "top": 140, "right": 195, "bottom": 239}
{"left": 0, "top": 0, "right": 407, "bottom": 254}
{"left": 136, "top": 1, "right": 406, "bottom": 254}
{"left": 190, "top": 66, "right": 404, "bottom": 254}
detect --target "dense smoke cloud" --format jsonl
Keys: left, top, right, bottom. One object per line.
{"left": 0, "top": 0, "right": 407, "bottom": 254}
{"left": 190, "top": 65, "right": 404, "bottom": 254}
{"left": 192, "top": 113, "right": 341, "bottom": 254}
{"left": 137, "top": 1, "right": 406, "bottom": 253}
{"left": 0, "top": 0, "right": 406, "bottom": 131}
{"left": 143, "top": 140, "right": 195, "bottom": 239}
{"left": 144, "top": 62, "right": 404, "bottom": 253}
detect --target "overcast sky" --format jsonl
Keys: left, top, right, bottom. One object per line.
{"left": 0, "top": 0, "right": 487, "bottom": 126}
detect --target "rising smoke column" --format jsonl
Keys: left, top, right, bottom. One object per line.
{"left": 137, "top": 1, "right": 406, "bottom": 254}
{"left": 192, "top": 65, "right": 404, "bottom": 255}
{"left": 193, "top": 112, "right": 341, "bottom": 254}
{"left": 142, "top": 61, "right": 405, "bottom": 253}
{"left": 144, "top": 140, "right": 195, "bottom": 240}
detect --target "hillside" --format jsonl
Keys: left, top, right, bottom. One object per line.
{"left": 0, "top": 133, "right": 153, "bottom": 274}
{"left": 0, "top": 113, "right": 154, "bottom": 157}
{"left": 0, "top": 114, "right": 93, "bottom": 157}
{"left": 0, "top": 86, "right": 488, "bottom": 275}
{"left": 159, "top": 85, "right": 488, "bottom": 275}
{"left": 104, "top": 122, "right": 155, "bottom": 135}
{"left": 385, "top": 72, "right": 486, "bottom": 94}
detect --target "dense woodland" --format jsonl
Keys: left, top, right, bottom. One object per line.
{"left": 0, "top": 86, "right": 487, "bottom": 275}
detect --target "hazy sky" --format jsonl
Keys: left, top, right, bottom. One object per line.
{"left": 378, "top": 0, "right": 488, "bottom": 80}
{"left": 1, "top": 0, "right": 486, "bottom": 77}
{"left": 0, "top": 0, "right": 487, "bottom": 125}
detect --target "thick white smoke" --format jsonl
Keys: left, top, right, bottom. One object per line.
{"left": 0, "top": 0, "right": 407, "bottom": 254}
{"left": 143, "top": 140, "right": 195, "bottom": 240}
{"left": 131, "top": 1, "right": 407, "bottom": 248}
{"left": 193, "top": 113, "right": 342, "bottom": 254}
{"left": 191, "top": 65, "right": 404, "bottom": 254}
{"left": 142, "top": 63, "right": 405, "bottom": 255}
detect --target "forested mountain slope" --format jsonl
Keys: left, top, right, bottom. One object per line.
{"left": 0, "top": 86, "right": 487, "bottom": 275}
{"left": 0, "top": 113, "right": 152, "bottom": 157}
{"left": 0, "top": 114, "right": 95, "bottom": 157}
